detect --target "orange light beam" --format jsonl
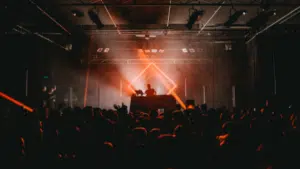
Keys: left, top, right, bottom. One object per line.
{"left": 83, "top": 66, "right": 90, "bottom": 107}
{"left": 128, "top": 61, "right": 184, "bottom": 109}
{"left": 128, "top": 63, "right": 154, "bottom": 94}
{"left": 156, "top": 74, "right": 186, "bottom": 109}
{"left": 0, "top": 92, "right": 34, "bottom": 112}
{"left": 151, "top": 63, "right": 177, "bottom": 94}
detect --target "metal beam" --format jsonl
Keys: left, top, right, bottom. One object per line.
{"left": 29, "top": 0, "right": 71, "bottom": 35}
{"left": 55, "top": 3, "right": 299, "bottom": 7}
{"left": 166, "top": 0, "right": 172, "bottom": 28}
{"left": 197, "top": 0, "right": 225, "bottom": 35}
{"left": 78, "top": 24, "right": 251, "bottom": 31}
{"left": 246, "top": 6, "right": 300, "bottom": 44}
{"left": 89, "top": 58, "right": 212, "bottom": 64}
{"left": 15, "top": 25, "right": 67, "bottom": 50}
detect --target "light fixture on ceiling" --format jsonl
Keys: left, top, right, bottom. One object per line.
{"left": 104, "top": 48, "right": 110, "bottom": 53}
{"left": 159, "top": 49, "right": 164, "bottom": 53}
{"left": 189, "top": 48, "right": 195, "bottom": 53}
{"left": 151, "top": 49, "right": 158, "bottom": 53}
{"left": 182, "top": 48, "right": 188, "bottom": 53}
{"left": 97, "top": 48, "right": 103, "bottom": 53}
{"left": 247, "top": 9, "right": 277, "bottom": 29}
{"left": 71, "top": 9, "right": 84, "bottom": 17}
{"left": 224, "top": 10, "right": 247, "bottom": 27}
{"left": 88, "top": 9, "right": 104, "bottom": 29}
{"left": 186, "top": 10, "right": 205, "bottom": 30}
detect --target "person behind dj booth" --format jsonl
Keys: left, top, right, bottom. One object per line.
{"left": 145, "top": 84, "right": 156, "bottom": 96}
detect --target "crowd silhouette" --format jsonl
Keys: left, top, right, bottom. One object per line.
{"left": 1, "top": 98, "right": 300, "bottom": 169}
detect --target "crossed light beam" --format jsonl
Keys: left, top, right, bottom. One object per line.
{"left": 128, "top": 63, "right": 177, "bottom": 95}
{"left": 128, "top": 62, "right": 186, "bottom": 109}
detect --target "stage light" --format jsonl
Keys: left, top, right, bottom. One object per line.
{"left": 159, "top": 49, "right": 164, "bottom": 53}
{"left": 189, "top": 48, "right": 195, "bottom": 53}
{"left": 186, "top": 10, "right": 204, "bottom": 30}
{"left": 182, "top": 48, "right": 188, "bottom": 53}
{"left": 128, "top": 63, "right": 177, "bottom": 95}
{"left": 151, "top": 49, "right": 157, "bottom": 53}
{"left": 247, "top": 9, "right": 277, "bottom": 29}
{"left": 104, "top": 48, "right": 110, "bottom": 53}
{"left": 88, "top": 9, "right": 104, "bottom": 29}
{"left": 97, "top": 48, "right": 103, "bottom": 53}
{"left": 144, "top": 49, "right": 150, "bottom": 53}
{"left": 224, "top": 10, "right": 247, "bottom": 27}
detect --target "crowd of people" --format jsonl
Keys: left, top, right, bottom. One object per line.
{"left": 1, "top": 97, "right": 300, "bottom": 169}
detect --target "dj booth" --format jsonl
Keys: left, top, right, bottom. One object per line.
{"left": 130, "top": 95, "right": 177, "bottom": 113}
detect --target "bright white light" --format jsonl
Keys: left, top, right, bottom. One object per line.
{"left": 151, "top": 49, "right": 158, "bottom": 53}
{"left": 182, "top": 48, "right": 188, "bottom": 53}
{"left": 97, "top": 48, "right": 103, "bottom": 53}
{"left": 189, "top": 48, "right": 195, "bottom": 53}
{"left": 144, "top": 49, "right": 150, "bottom": 53}
{"left": 104, "top": 48, "right": 110, "bottom": 53}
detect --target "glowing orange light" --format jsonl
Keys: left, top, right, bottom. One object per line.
{"left": 128, "top": 63, "right": 177, "bottom": 95}
{"left": 0, "top": 92, "right": 34, "bottom": 112}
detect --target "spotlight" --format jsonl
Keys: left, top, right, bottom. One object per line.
{"left": 182, "top": 48, "right": 188, "bottom": 53}
{"left": 151, "top": 49, "right": 158, "bottom": 53}
{"left": 71, "top": 9, "right": 84, "bottom": 17}
{"left": 186, "top": 10, "right": 204, "bottom": 30}
{"left": 88, "top": 9, "right": 104, "bottom": 29}
{"left": 224, "top": 10, "right": 247, "bottom": 27}
{"left": 97, "top": 48, "right": 103, "bottom": 53}
{"left": 247, "top": 9, "right": 277, "bottom": 29}
{"left": 104, "top": 48, "right": 110, "bottom": 53}
{"left": 158, "top": 49, "right": 164, "bottom": 53}
{"left": 189, "top": 48, "right": 195, "bottom": 53}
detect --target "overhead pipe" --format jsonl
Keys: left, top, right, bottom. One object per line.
{"left": 28, "top": 0, "right": 71, "bottom": 35}
{"left": 246, "top": 6, "right": 300, "bottom": 44}
{"left": 16, "top": 25, "right": 67, "bottom": 50}
{"left": 197, "top": 1, "right": 226, "bottom": 35}
{"left": 167, "top": 0, "right": 172, "bottom": 27}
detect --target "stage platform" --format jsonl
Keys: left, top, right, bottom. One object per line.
{"left": 130, "top": 95, "right": 177, "bottom": 113}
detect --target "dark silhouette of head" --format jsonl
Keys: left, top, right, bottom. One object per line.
{"left": 147, "top": 84, "right": 151, "bottom": 89}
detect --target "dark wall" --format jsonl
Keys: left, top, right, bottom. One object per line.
{"left": 0, "top": 33, "right": 87, "bottom": 108}
{"left": 247, "top": 32, "right": 300, "bottom": 107}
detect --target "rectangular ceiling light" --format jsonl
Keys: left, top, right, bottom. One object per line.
{"left": 97, "top": 48, "right": 103, "bottom": 53}
{"left": 104, "top": 48, "right": 110, "bottom": 53}
{"left": 144, "top": 49, "right": 150, "bottom": 53}
{"left": 189, "top": 48, "right": 195, "bottom": 53}
{"left": 182, "top": 48, "right": 188, "bottom": 53}
{"left": 151, "top": 49, "right": 158, "bottom": 53}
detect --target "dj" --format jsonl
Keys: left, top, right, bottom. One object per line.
{"left": 145, "top": 84, "right": 156, "bottom": 96}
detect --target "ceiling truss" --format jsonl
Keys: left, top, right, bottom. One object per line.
{"left": 89, "top": 58, "right": 212, "bottom": 64}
